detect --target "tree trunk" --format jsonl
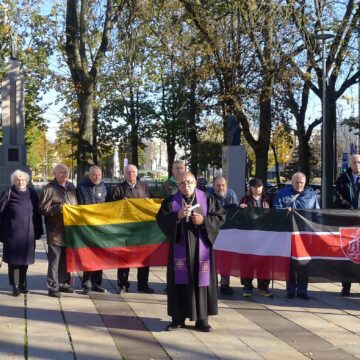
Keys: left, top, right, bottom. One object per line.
{"left": 93, "top": 103, "right": 98, "bottom": 165}
{"left": 188, "top": 81, "right": 198, "bottom": 178}
{"left": 271, "top": 144, "right": 281, "bottom": 184}
{"left": 297, "top": 136, "right": 311, "bottom": 180}
{"left": 166, "top": 138, "right": 176, "bottom": 178}
{"left": 129, "top": 87, "right": 138, "bottom": 166}
{"left": 65, "top": 0, "right": 123, "bottom": 180}
{"left": 255, "top": 88, "right": 272, "bottom": 184}
{"left": 76, "top": 86, "right": 94, "bottom": 180}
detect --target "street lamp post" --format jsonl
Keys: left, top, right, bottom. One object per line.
{"left": 315, "top": 32, "right": 334, "bottom": 209}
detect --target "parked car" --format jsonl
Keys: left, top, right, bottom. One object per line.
{"left": 140, "top": 175, "right": 152, "bottom": 182}
{"left": 266, "top": 183, "right": 290, "bottom": 202}
{"left": 196, "top": 177, "right": 208, "bottom": 192}
{"left": 309, "top": 184, "right": 337, "bottom": 206}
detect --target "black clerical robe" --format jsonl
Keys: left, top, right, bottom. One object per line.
{"left": 156, "top": 191, "right": 226, "bottom": 321}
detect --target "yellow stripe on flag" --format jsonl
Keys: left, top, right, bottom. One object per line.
{"left": 63, "top": 198, "right": 163, "bottom": 226}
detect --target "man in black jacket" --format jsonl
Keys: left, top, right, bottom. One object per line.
{"left": 335, "top": 154, "right": 360, "bottom": 296}
{"left": 77, "top": 165, "right": 108, "bottom": 294}
{"left": 108, "top": 164, "right": 154, "bottom": 294}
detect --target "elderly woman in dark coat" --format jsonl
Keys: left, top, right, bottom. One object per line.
{"left": 0, "top": 170, "right": 43, "bottom": 296}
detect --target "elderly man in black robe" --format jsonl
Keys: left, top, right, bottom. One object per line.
{"left": 156, "top": 172, "right": 225, "bottom": 332}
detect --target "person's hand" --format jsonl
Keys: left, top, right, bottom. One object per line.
{"left": 287, "top": 207, "right": 292, "bottom": 212}
{"left": 191, "top": 212, "right": 204, "bottom": 225}
{"left": 239, "top": 204, "right": 247, "bottom": 208}
{"left": 177, "top": 205, "right": 192, "bottom": 220}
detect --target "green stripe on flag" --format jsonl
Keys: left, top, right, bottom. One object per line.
{"left": 65, "top": 221, "right": 166, "bottom": 249}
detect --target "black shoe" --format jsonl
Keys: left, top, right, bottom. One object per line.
{"left": 220, "top": 285, "right": 234, "bottom": 295}
{"left": 59, "top": 286, "right": 74, "bottom": 293}
{"left": 48, "top": 290, "right": 62, "bottom": 298}
{"left": 12, "top": 286, "right": 20, "bottom": 297}
{"left": 195, "top": 320, "right": 212, "bottom": 332}
{"left": 19, "top": 285, "right": 29, "bottom": 294}
{"left": 117, "top": 286, "right": 128, "bottom": 295}
{"left": 340, "top": 288, "right": 350, "bottom": 297}
{"left": 166, "top": 320, "right": 185, "bottom": 331}
{"left": 82, "top": 287, "right": 91, "bottom": 295}
{"left": 138, "top": 286, "right": 154, "bottom": 294}
{"left": 92, "top": 284, "right": 106, "bottom": 293}
{"left": 297, "top": 293, "right": 310, "bottom": 300}
{"left": 286, "top": 292, "right": 295, "bottom": 299}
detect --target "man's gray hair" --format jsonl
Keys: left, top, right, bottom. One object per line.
{"left": 10, "top": 169, "right": 30, "bottom": 185}
{"left": 349, "top": 154, "right": 360, "bottom": 163}
{"left": 89, "top": 165, "right": 102, "bottom": 173}
{"left": 172, "top": 160, "right": 184, "bottom": 166}
{"left": 292, "top": 172, "right": 306, "bottom": 181}
{"left": 125, "top": 164, "right": 138, "bottom": 171}
{"left": 53, "top": 163, "right": 68, "bottom": 175}
{"left": 213, "top": 175, "right": 227, "bottom": 185}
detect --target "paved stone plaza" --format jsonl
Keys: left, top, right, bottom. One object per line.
{"left": 0, "top": 238, "right": 359, "bottom": 360}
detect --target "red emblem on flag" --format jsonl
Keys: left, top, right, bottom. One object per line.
{"left": 339, "top": 227, "right": 360, "bottom": 264}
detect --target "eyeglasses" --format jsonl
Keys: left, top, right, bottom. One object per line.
{"left": 179, "top": 181, "right": 194, "bottom": 186}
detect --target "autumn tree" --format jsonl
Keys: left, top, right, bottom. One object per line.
{"left": 285, "top": 0, "right": 360, "bottom": 204}
{"left": 1, "top": 1, "right": 54, "bottom": 177}
{"left": 178, "top": 0, "right": 300, "bottom": 182}
{"left": 64, "top": 0, "right": 134, "bottom": 180}
{"left": 270, "top": 124, "right": 294, "bottom": 184}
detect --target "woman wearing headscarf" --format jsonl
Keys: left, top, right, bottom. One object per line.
{"left": 0, "top": 170, "right": 43, "bottom": 296}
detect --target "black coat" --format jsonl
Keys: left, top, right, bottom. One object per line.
{"left": 335, "top": 167, "right": 360, "bottom": 209}
{"left": 1, "top": 186, "right": 43, "bottom": 265}
{"left": 156, "top": 192, "right": 225, "bottom": 321}
{"left": 77, "top": 177, "right": 108, "bottom": 205}
{"left": 109, "top": 181, "right": 150, "bottom": 201}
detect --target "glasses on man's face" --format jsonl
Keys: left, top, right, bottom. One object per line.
{"left": 179, "top": 180, "right": 194, "bottom": 186}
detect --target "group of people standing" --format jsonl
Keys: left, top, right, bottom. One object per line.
{"left": 0, "top": 155, "right": 359, "bottom": 333}
{"left": 0, "top": 163, "right": 155, "bottom": 298}
{"left": 40, "top": 163, "right": 156, "bottom": 298}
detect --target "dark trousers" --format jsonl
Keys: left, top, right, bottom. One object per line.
{"left": 82, "top": 270, "right": 103, "bottom": 289}
{"left": 286, "top": 261, "right": 308, "bottom": 295}
{"left": 241, "top": 278, "right": 270, "bottom": 291}
{"left": 342, "top": 282, "right": 351, "bottom": 291}
{"left": 117, "top": 267, "right": 149, "bottom": 289}
{"left": 8, "top": 264, "right": 28, "bottom": 287}
{"left": 47, "top": 245, "right": 70, "bottom": 291}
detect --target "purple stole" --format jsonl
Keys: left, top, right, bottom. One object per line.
{"left": 171, "top": 189, "right": 210, "bottom": 287}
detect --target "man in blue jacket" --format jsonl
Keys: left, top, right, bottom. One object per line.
{"left": 77, "top": 165, "right": 108, "bottom": 294}
{"left": 274, "top": 172, "right": 319, "bottom": 300}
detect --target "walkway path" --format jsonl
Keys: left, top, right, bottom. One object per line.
{"left": 0, "top": 239, "right": 359, "bottom": 359}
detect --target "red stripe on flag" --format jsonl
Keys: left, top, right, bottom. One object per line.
{"left": 66, "top": 242, "right": 169, "bottom": 272}
{"left": 291, "top": 233, "right": 343, "bottom": 258}
{"left": 214, "top": 250, "right": 290, "bottom": 281}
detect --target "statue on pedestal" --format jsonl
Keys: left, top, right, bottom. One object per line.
{"left": 10, "top": 28, "right": 17, "bottom": 60}
{"left": 0, "top": 4, "right": 17, "bottom": 62}
{"left": 225, "top": 115, "right": 242, "bottom": 146}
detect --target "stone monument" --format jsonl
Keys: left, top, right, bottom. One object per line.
{"left": 0, "top": 59, "right": 30, "bottom": 191}
{"left": 222, "top": 115, "right": 246, "bottom": 200}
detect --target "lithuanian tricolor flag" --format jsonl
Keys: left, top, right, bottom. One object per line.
{"left": 63, "top": 198, "right": 168, "bottom": 272}
{"left": 63, "top": 199, "right": 360, "bottom": 282}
